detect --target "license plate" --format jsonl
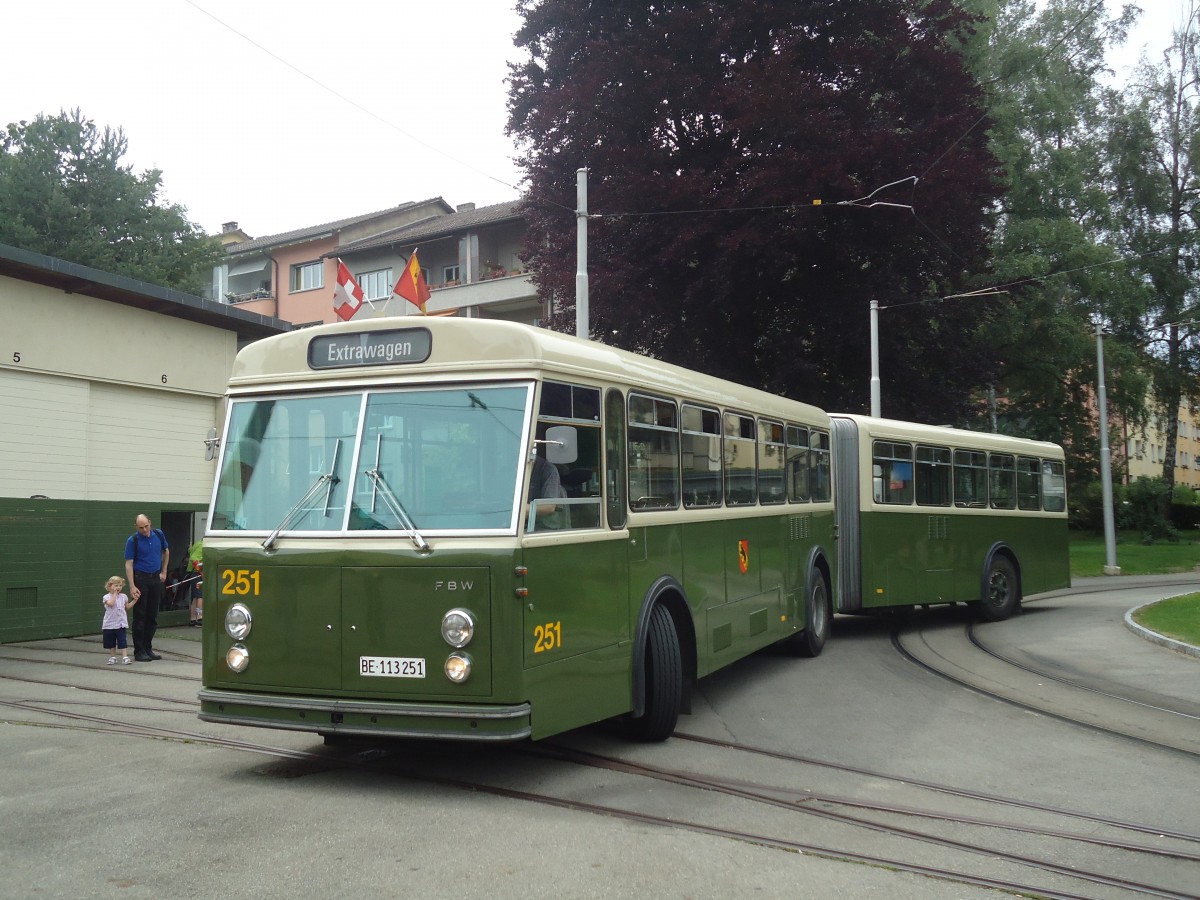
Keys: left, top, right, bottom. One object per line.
{"left": 359, "top": 656, "right": 426, "bottom": 678}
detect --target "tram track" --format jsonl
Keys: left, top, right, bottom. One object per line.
{"left": 967, "top": 624, "right": 1200, "bottom": 720}
{"left": 3, "top": 670, "right": 1197, "bottom": 900}
{"left": 891, "top": 619, "right": 1200, "bottom": 759}
{"left": 0, "top": 649, "right": 200, "bottom": 681}
{"left": 6, "top": 635, "right": 202, "bottom": 662}
{"left": 524, "top": 741, "right": 1200, "bottom": 898}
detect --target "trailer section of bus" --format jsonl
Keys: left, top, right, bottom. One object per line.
{"left": 831, "top": 414, "right": 1069, "bottom": 620}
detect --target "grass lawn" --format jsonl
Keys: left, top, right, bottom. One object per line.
{"left": 1131, "top": 593, "right": 1200, "bottom": 645}
{"left": 1069, "top": 530, "right": 1200, "bottom": 578}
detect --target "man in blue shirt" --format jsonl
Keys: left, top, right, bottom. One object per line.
{"left": 124, "top": 514, "right": 169, "bottom": 662}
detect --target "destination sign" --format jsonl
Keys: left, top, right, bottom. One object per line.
{"left": 308, "top": 328, "right": 432, "bottom": 370}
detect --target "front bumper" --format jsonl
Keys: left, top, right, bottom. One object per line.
{"left": 198, "top": 688, "right": 532, "bottom": 742}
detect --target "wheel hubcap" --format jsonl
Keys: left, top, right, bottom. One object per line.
{"left": 989, "top": 572, "right": 1009, "bottom": 607}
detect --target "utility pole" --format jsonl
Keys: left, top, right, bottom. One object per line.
{"left": 1096, "top": 321, "right": 1120, "bottom": 575}
{"left": 576, "top": 168, "right": 589, "bottom": 339}
{"left": 869, "top": 300, "right": 881, "bottom": 417}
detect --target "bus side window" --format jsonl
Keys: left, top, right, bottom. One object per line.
{"left": 916, "top": 445, "right": 952, "bottom": 506}
{"left": 723, "top": 412, "right": 756, "bottom": 506}
{"left": 786, "top": 425, "right": 810, "bottom": 503}
{"left": 872, "top": 441, "right": 914, "bottom": 505}
{"left": 682, "top": 404, "right": 722, "bottom": 508}
{"left": 954, "top": 450, "right": 988, "bottom": 507}
{"left": 989, "top": 453, "right": 1016, "bottom": 509}
{"left": 809, "top": 430, "right": 831, "bottom": 502}
{"left": 628, "top": 394, "right": 680, "bottom": 510}
{"left": 1017, "top": 456, "right": 1041, "bottom": 510}
{"left": 1042, "top": 459, "right": 1066, "bottom": 512}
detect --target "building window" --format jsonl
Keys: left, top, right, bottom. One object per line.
{"left": 357, "top": 268, "right": 393, "bottom": 302}
{"left": 290, "top": 261, "right": 323, "bottom": 293}
{"left": 443, "top": 265, "right": 461, "bottom": 285}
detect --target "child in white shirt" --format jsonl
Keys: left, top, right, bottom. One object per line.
{"left": 101, "top": 576, "right": 134, "bottom": 665}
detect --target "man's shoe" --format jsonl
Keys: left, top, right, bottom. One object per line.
{"left": 134, "top": 653, "right": 152, "bottom": 662}
{"left": 146, "top": 651, "right": 162, "bottom": 660}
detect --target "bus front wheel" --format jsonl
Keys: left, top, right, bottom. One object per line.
{"left": 978, "top": 556, "right": 1020, "bottom": 622}
{"left": 631, "top": 604, "right": 683, "bottom": 742}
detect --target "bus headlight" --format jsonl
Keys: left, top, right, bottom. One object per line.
{"left": 225, "top": 603, "right": 252, "bottom": 640}
{"left": 445, "top": 653, "right": 472, "bottom": 683}
{"left": 226, "top": 643, "right": 250, "bottom": 673}
{"left": 441, "top": 608, "right": 475, "bottom": 648}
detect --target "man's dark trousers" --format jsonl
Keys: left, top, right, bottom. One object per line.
{"left": 132, "top": 570, "right": 162, "bottom": 656}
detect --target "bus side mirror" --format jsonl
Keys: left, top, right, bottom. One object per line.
{"left": 545, "top": 426, "right": 578, "bottom": 465}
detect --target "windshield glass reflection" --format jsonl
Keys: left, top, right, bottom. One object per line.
{"left": 211, "top": 385, "right": 528, "bottom": 534}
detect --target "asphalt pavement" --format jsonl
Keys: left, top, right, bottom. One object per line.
{"left": 1, "top": 574, "right": 1197, "bottom": 899}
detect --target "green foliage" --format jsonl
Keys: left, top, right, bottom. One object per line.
{"left": 1124, "top": 476, "right": 1179, "bottom": 542}
{"left": 509, "top": 0, "right": 1004, "bottom": 422}
{"left": 1106, "top": 12, "right": 1200, "bottom": 490}
{"left": 0, "top": 109, "right": 220, "bottom": 294}
{"left": 1170, "top": 483, "right": 1200, "bottom": 530}
{"left": 1068, "top": 478, "right": 1124, "bottom": 532}
{"left": 961, "top": 0, "right": 1148, "bottom": 474}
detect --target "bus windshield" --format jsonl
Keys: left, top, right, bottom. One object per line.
{"left": 210, "top": 384, "right": 530, "bottom": 534}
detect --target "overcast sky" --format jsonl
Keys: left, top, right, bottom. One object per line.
{"left": 0, "top": 0, "right": 1185, "bottom": 242}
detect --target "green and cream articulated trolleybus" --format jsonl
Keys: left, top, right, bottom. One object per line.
{"left": 198, "top": 318, "right": 1069, "bottom": 743}
{"left": 198, "top": 317, "right": 838, "bottom": 742}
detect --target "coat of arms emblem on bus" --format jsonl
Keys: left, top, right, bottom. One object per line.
{"left": 737, "top": 540, "right": 750, "bottom": 574}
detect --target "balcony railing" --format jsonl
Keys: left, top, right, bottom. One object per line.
{"left": 225, "top": 289, "right": 274, "bottom": 304}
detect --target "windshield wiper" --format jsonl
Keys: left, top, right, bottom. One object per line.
{"left": 365, "top": 434, "right": 430, "bottom": 552}
{"left": 261, "top": 440, "right": 342, "bottom": 551}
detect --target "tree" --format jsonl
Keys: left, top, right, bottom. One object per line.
{"left": 508, "top": 0, "right": 1005, "bottom": 421}
{"left": 0, "top": 109, "right": 220, "bottom": 294}
{"left": 963, "top": 0, "right": 1148, "bottom": 489}
{"left": 1109, "top": 1, "right": 1200, "bottom": 497}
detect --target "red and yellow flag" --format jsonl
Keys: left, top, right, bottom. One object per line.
{"left": 392, "top": 250, "right": 432, "bottom": 314}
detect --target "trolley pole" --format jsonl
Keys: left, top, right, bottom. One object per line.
{"left": 576, "top": 168, "right": 589, "bottom": 339}
{"left": 869, "top": 300, "right": 881, "bottom": 417}
{"left": 1096, "top": 322, "right": 1120, "bottom": 575}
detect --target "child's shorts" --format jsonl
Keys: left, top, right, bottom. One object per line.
{"left": 102, "top": 628, "right": 128, "bottom": 650}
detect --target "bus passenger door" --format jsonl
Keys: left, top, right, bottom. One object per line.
{"left": 521, "top": 535, "right": 630, "bottom": 665}
{"left": 521, "top": 534, "right": 631, "bottom": 730}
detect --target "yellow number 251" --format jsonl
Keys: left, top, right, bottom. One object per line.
{"left": 221, "top": 569, "right": 261, "bottom": 596}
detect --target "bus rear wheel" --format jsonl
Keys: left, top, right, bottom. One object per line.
{"left": 978, "top": 556, "right": 1019, "bottom": 622}
{"left": 787, "top": 572, "right": 830, "bottom": 657}
{"left": 631, "top": 604, "right": 682, "bottom": 742}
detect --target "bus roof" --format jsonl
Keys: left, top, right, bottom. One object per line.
{"left": 228, "top": 317, "right": 830, "bottom": 424}
{"left": 831, "top": 413, "right": 1064, "bottom": 459}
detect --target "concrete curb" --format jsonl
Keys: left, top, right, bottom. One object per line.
{"left": 1124, "top": 604, "right": 1200, "bottom": 660}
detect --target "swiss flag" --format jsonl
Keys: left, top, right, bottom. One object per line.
{"left": 332, "top": 260, "right": 365, "bottom": 321}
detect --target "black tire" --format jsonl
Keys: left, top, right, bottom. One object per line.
{"left": 978, "top": 555, "right": 1019, "bottom": 622}
{"left": 787, "top": 571, "right": 831, "bottom": 657}
{"left": 630, "top": 604, "right": 682, "bottom": 742}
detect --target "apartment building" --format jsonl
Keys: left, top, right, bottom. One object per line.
{"left": 209, "top": 197, "right": 542, "bottom": 327}
{"left": 1125, "top": 403, "right": 1200, "bottom": 490}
